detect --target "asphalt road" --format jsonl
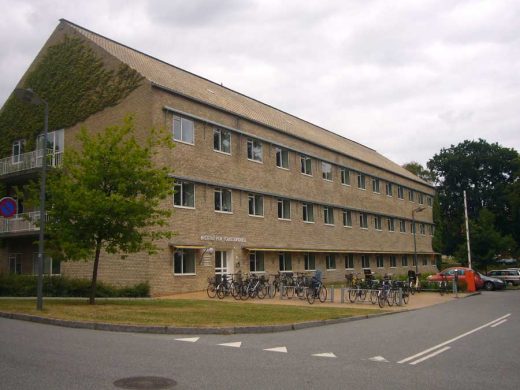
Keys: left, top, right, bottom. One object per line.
{"left": 1, "top": 291, "right": 519, "bottom": 390}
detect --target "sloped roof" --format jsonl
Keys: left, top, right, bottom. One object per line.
{"left": 62, "top": 19, "right": 431, "bottom": 188}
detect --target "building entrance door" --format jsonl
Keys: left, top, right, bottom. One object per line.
{"left": 215, "top": 251, "right": 233, "bottom": 278}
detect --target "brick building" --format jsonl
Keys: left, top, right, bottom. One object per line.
{"left": 0, "top": 20, "right": 437, "bottom": 296}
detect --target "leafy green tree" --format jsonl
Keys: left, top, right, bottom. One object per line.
{"left": 40, "top": 116, "right": 173, "bottom": 304}
{"left": 402, "top": 161, "right": 434, "bottom": 183}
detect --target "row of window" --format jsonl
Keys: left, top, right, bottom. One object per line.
{"left": 174, "top": 181, "right": 434, "bottom": 234}
{"left": 172, "top": 115, "right": 433, "bottom": 207}
{"left": 173, "top": 250, "right": 433, "bottom": 275}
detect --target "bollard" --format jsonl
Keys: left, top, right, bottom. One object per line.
{"left": 329, "top": 287, "right": 334, "bottom": 303}
{"left": 279, "top": 285, "right": 284, "bottom": 300}
{"left": 340, "top": 287, "right": 345, "bottom": 303}
{"left": 452, "top": 279, "right": 458, "bottom": 297}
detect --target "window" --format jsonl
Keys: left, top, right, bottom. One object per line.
{"left": 345, "top": 254, "right": 354, "bottom": 269}
{"left": 398, "top": 186, "right": 404, "bottom": 199}
{"left": 322, "top": 162, "right": 332, "bottom": 181}
{"left": 428, "top": 225, "right": 434, "bottom": 235}
{"left": 173, "top": 115, "right": 194, "bottom": 144}
{"left": 304, "top": 253, "right": 316, "bottom": 271}
{"left": 300, "top": 155, "right": 312, "bottom": 175}
{"left": 390, "top": 255, "right": 397, "bottom": 268}
{"left": 213, "top": 128, "right": 231, "bottom": 154}
{"left": 361, "top": 255, "right": 370, "bottom": 269}
{"left": 409, "top": 190, "right": 415, "bottom": 202}
{"left": 302, "top": 203, "right": 314, "bottom": 223}
{"left": 372, "top": 177, "right": 380, "bottom": 193}
{"left": 422, "top": 256, "right": 428, "bottom": 266}
{"left": 387, "top": 218, "right": 395, "bottom": 232}
{"left": 324, "top": 206, "right": 334, "bottom": 225}
{"left": 32, "top": 254, "right": 59, "bottom": 275}
{"left": 214, "top": 188, "right": 232, "bottom": 212}
{"left": 277, "top": 198, "right": 291, "bottom": 220}
{"left": 357, "top": 173, "right": 366, "bottom": 189}
{"left": 343, "top": 210, "right": 352, "bottom": 227}
{"left": 174, "top": 181, "right": 195, "bottom": 208}
{"left": 340, "top": 168, "right": 350, "bottom": 185}
{"left": 420, "top": 223, "right": 426, "bottom": 235}
{"left": 427, "top": 196, "right": 433, "bottom": 207}
{"left": 9, "top": 254, "right": 22, "bottom": 274}
{"left": 12, "top": 140, "right": 24, "bottom": 164}
{"left": 275, "top": 147, "right": 289, "bottom": 169}
{"left": 326, "top": 254, "right": 336, "bottom": 270}
{"left": 374, "top": 215, "right": 382, "bottom": 231}
{"left": 411, "top": 222, "right": 416, "bottom": 234}
{"left": 248, "top": 194, "right": 263, "bottom": 216}
{"left": 376, "top": 255, "right": 384, "bottom": 268}
{"left": 359, "top": 213, "right": 368, "bottom": 229}
{"left": 247, "top": 138, "right": 263, "bottom": 162}
{"left": 418, "top": 193, "right": 424, "bottom": 205}
{"left": 386, "top": 182, "right": 393, "bottom": 196}
{"left": 279, "top": 253, "right": 292, "bottom": 271}
{"left": 412, "top": 255, "right": 417, "bottom": 267}
{"left": 173, "top": 249, "right": 195, "bottom": 274}
{"left": 249, "top": 251, "right": 265, "bottom": 272}
{"left": 399, "top": 219, "right": 407, "bottom": 233}
{"left": 401, "top": 255, "right": 408, "bottom": 267}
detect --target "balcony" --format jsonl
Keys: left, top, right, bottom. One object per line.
{"left": 0, "top": 149, "right": 62, "bottom": 178}
{"left": 0, "top": 211, "right": 49, "bottom": 235}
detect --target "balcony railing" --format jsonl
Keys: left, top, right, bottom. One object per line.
{"left": 0, "top": 149, "right": 62, "bottom": 177}
{"left": 0, "top": 211, "right": 49, "bottom": 234}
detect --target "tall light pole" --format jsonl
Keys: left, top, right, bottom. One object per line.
{"left": 14, "top": 88, "right": 48, "bottom": 311}
{"left": 412, "top": 206, "right": 426, "bottom": 274}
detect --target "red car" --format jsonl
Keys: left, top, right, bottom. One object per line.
{"left": 427, "top": 267, "right": 484, "bottom": 289}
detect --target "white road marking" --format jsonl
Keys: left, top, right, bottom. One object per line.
{"left": 264, "top": 346, "right": 288, "bottom": 353}
{"left": 491, "top": 319, "right": 508, "bottom": 328}
{"left": 369, "top": 356, "right": 389, "bottom": 362}
{"left": 398, "top": 313, "right": 511, "bottom": 364}
{"left": 218, "top": 342, "right": 242, "bottom": 348}
{"left": 175, "top": 337, "right": 200, "bottom": 343}
{"left": 409, "top": 346, "right": 451, "bottom": 365}
{"left": 312, "top": 352, "right": 337, "bottom": 358}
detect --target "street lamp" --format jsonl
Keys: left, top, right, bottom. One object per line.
{"left": 412, "top": 206, "right": 426, "bottom": 274}
{"left": 14, "top": 88, "right": 48, "bottom": 311}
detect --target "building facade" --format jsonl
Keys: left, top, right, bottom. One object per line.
{"left": 0, "top": 20, "right": 437, "bottom": 296}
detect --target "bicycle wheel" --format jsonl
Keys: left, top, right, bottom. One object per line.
{"left": 267, "top": 283, "right": 276, "bottom": 298}
{"left": 206, "top": 284, "right": 217, "bottom": 298}
{"left": 318, "top": 286, "right": 327, "bottom": 303}
{"left": 217, "top": 285, "right": 225, "bottom": 299}
{"left": 348, "top": 289, "right": 357, "bottom": 303}
{"left": 378, "top": 292, "right": 386, "bottom": 308}
{"left": 240, "top": 286, "right": 249, "bottom": 300}
{"left": 286, "top": 286, "right": 295, "bottom": 299}
{"left": 360, "top": 289, "right": 367, "bottom": 302}
{"left": 387, "top": 290, "right": 395, "bottom": 306}
{"left": 402, "top": 290, "right": 409, "bottom": 304}
{"left": 296, "top": 285, "right": 305, "bottom": 299}
{"left": 370, "top": 290, "right": 378, "bottom": 304}
{"left": 257, "top": 284, "right": 268, "bottom": 299}
{"left": 306, "top": 288, "right": 315, "bottom": 304}
{"left": 409, "top": 282, "right": 415, "bottom": 295}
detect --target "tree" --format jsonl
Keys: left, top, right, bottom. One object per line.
{"left": 402, "top": 161, "right": 434, "bottom": 183}
{"left": 41, "top": 116, "right": 173, "bottom": 304}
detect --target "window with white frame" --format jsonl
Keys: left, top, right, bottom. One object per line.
{"left": 372, "top": 177, "right": 380, "bottom": 193}
{"left": 422, "top": 256, "right": 428, "bottom": 266}
{"left": 343, "top": 209, "right": 352, "bottom": 227}
{"left": 304, "top": 253, "right": 315, "bottom": 271}
{"left": 173, "top": 249, "right": 195, "bottom": 274}
{"left": 324, "top": 206, "right": 334, "bottom": 225}
{"left": 376, "top": 255, "right": 384, "bottom": 268}
{"left": 427, "top": 196, "right": 433, "bottom": 207}
{"left": 174, "top": 181, "right": 195, "bottom": 208}
{"left": 387, "top": 217, "right": 395, "bottom": 232}
{"left": 361, "top": 255, "right": 370, "bottom": 269}
{"left": 214, "top": 188, "right": 232, "bottom": 212}
{"left": 275, "top": 147, "right": 289, "bottom": 169}
{"left": 279, "top": 253, "right": 292, "bottom": 271}
{"left": 12, "top": 140, "right": 24, "bottom": 164}
{"left": 322, "top": 162, "right": 332, "bottom": 181}
{"left": 300, "top": 155, "right": 312, "bottom": 175}
{"left": 345, "top": 253, "right": 354, "bottom": 269}
{"left": 412, "top": 255, "right": 417, "bottom": 266}
{"left": 374, "top": 215, "right": 382, "bottom": 231}
{"left": 173, "top": 115, "right": 194, "bottom": 144}
{"left": 302, "top": 202, "right": 314, "bottom": 223}
{"left": 418, "top": 193, "right": 424, "bottom": 205}
{"left": 386, "top": 182, "right": 393, "bottom": 196}
{"left": 401, "top": 255, "right": 408, "bottom": 267}
{"left": 326, "top": 254, "right": 336, "bottom": 270}
{"left": 409, "top": 190, "right": 414, "bottom": 202}
{"left": 411, "top": 222, "right": 416, "bottom": 234}
{"left": 340, "top": 168, "right": 350, "bottom": 185}
{"left": 390, "top": 255, "right": 397, "bottom": 268}
{"left": 399, "top": 219, "right": 406, "bottom": 233}
{"left": 9, "top": 254, "right": 22, "bottom": 274}
{"left": 360, "top": 213, "right": 368, "bottom": 229}
{"left": 247, "top": 138, "right": 263, "bottom": 162}
{"left": 428, "top": 225, "right": 434, "bottom": 235}
{"left": 420, "top": 223, "right": 426, "bottom": 235}
{"left": 213, "top": 127, "right": 231, "bottom": 154}
{"left": 277, "top": 198, "right": 291, "bottom": 220}
{"left": 248, "top": 193, "right": 263, "bottom": 216}
{"left": 397, "top": 186, "right": 404, "bottom": 199}
{"left": 32, "top": 254, "right": 59, "bottom": 275}
{"left": 357, "top": 173, "right": 366, "bottom": 189}
{"left": 249, "top": 251, "right": 265, "bottom": 272}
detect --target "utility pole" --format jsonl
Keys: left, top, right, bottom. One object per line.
{"left": 463, "top": 190, "right": 472, "bottom": 269}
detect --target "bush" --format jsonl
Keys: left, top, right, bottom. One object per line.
{"left": 0, "top": 274, "right": 149, "bottom": 297}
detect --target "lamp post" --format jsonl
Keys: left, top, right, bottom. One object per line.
{"left": 14, "top": 88, "right": 48, "bottom": 311}
{"left": 412, "top": 206, "right": 426, "bottom": 274}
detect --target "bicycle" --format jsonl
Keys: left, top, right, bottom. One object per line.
{"left": 348, "top": 273, "right": 367, "bottom": 303}
{"left": 206, "top": 276, "right": 217, "bottom": 298}
{"left": 306, "top": 271, "right": 327, "bottom": 304}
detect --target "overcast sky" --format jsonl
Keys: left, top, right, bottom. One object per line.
{"left": 0, "top": 0, "right": 519, "bottom": 166}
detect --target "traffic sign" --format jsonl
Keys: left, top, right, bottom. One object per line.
{"left": 0, "top": 197, "right": 17, "bottom": 218}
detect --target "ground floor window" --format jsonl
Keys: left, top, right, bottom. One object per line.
{"left": 279, "top": 253, "right": 292, "bottom": 271}
{"left": 32, "top": 253, "right": 61, "bottom": 275}
{"left": 304, "top": 253, "right": 315, "bottom": 271}
{"left": 401, "top": 255, "right": 408, "bottom": 267}
{"left": 249, "top": 251, "right": 264, "bottom": 272}
{"left": 9, "top": 254, "right": 22, "bottom": 274}
{"left": 345, "top": 254, "right": 354, "bottom": 269}
{"left": 326, "top": 254, "right": 336, "bottom": 270}
{"left": 376, "top": 255, "right": 384, "bottom": 268}
{"left": 422, "top": 255, "right": 428, "bottom": 266}
{"left": 173, "top": 249, "right": 196, "bottom": 275}
{"left": 390, "top": 255, "right": 397, "bottom": 268}
{"left": 361, "top": 255, "right": 370, "bottom": 269}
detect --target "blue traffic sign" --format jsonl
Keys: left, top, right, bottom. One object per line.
{"left": 0, "top": 197, "right": 17, "bottom": 218}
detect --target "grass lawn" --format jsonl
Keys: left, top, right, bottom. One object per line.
{"left": 0, "top": 299, "right": 379, "bottom": 327}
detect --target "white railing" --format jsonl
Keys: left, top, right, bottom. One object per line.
{"left": 0, "top": 211, "right": 48, "bottom": 234}
{"left": 0, "top": 150, "right": 63, "bottom": 177}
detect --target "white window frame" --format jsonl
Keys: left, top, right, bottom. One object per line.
{"left": 386, "top": 182, "right": 393, "bottom": 197}
{"left": 345, "top": 253, "right": 354, "bottom": 270}
{"left": 275, "top": 147, "right": 289, "bottom": 169}
{"left": 249, "top": 251, "right": 265, "bottom": 273}
{"left": 360, "top": 213, "right": 368, "bottom": 229}
{"left": 372, "top": 177, "right": 380, "bottom": 193}
{"left": 418, "top": 193, "right": 424, "bottom": 205}
{"left": 390, "top": 255, "right": 397, "bottom": 268}
{"left": 324, "top": 206, "right": 334, "bottom": 225}
{"left": 374, "top": 215, "right": 382, "bottom": 231}
{"left": 173, "top": 249, "right": 196, "bottom": 275}
{"left": 357, "top": 173, "right": 366, "bottom": 190}
{"left": 401, "top": 255, "right": 408, "bottom": 267}
{"left": 326, "top": 254, "right": 336, "bottom": 270}
{"left": 304, "top": 253, "right": 316, "bottom": 271}
{"left": 248, "top": 193, "right": 264, "bottom": 217}
{"left": 409, "top": 190, "right": 415, "bottom": 202}
{"left": 247, "top": 138, "right": 263, "bottom": 163}
{"left": 173, "top": 115, "right": 195, "bottom": 144}
{"left": 174, "top": 181, "right": 195, "bottom": 209}
{"left": 322, "top": 162, "right": 332, "bottom": 181}
{"left": 213, "top": 127, "right": 231, "bottom": 154}
{"left": 214, "top": 188, "right": 233, "bottom": 213}
{"left": 279, "top": 253, "right": 292, "bottom": 271}
{"left": 387, "top": 217, "right": 395, "bottom": 232}
{"left": 399, "top": 219, "right": 407, "bottom": 233}
{"left": 361, "top": 255, "right": 370, "bottom": 269}
{"left": 340, "top": 168, "right": 350, "bottom": 185}
{"left": 376, "top": 255, "right": 384, "bottom": 268}
{"left": 302, "top": 202, "right": 314, "bottom": 223}
{"left": 397, "top": 186, "right": 404, "bottom": 199}
{"left": 343, "top": 209, "right": 352, "bottom": 227}
{"left": 12, "top": 140, "right": 24, "bottom": 164}
{"left": 300, "top": 155, "right": 312, "bottom": 176}
{"left": 277, "top": 198, "right": 291, "bottom": 220}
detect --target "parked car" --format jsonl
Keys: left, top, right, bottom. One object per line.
{"left": 478, "top": 273, "right": 506, "bottom": 291}
{"left": 427, "top": 267, "right": 484, "bottom": 289}
{"left": 487, "top": 269, "right": 520, "bottom": 286}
